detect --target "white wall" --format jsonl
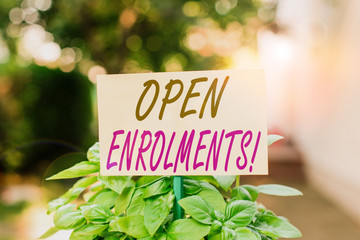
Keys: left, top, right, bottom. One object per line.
{"left": 260, "top": 0, "right": 360, "bottom": 223}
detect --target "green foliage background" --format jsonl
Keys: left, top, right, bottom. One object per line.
{"left": 0, "top": 0, "right": 275, "bottom": 173}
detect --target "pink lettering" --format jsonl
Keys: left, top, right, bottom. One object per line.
{"left": 174, "top": 130, "right": 195, "bottom": 173}
{"left": 224, "top": 130, "right": 243, "bottom": 171}
{"left": 136, "top": 131, "right": 152, "bottom": 171}
{"left": 249, "top": 131, "right": 261, "bottom": 172}
{"left": 238, "top": 130, "right": 252, "bottom": 170}
{"left": 206, "top": 129, "right": 225, "bottom": 171}
{"left": 150, "top": 131, "right": 166, "bottom": 171}
{"left": 193, "top": 130, "right": 211, "bottom": 170}
{"left": 120, "top": 130, "right": 138, "bottom": 171}
{"left": 164, "top": 132, "right": 176, "bottom": 170}
{"left": 107, "top": 130, "right": 124, "bottom": 170}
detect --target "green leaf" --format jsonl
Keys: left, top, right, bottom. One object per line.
{"left": 183, "top": 179, "right": 202, "bottom": 195}
{"left": 158, "top": 234, "right": 167, "bottom": 240}
{"left": 195, "top": 181, "right": 226, "bottom": 213}
{"left": 111, "top": 215, "right": 149, "bottom": 238}
{"left": 90, "top": 182, "right": 105, "bottom": 192}
{"left": 55, "top": 176, "right": 98, "bottom": 208}
{"left": 127, "top": 188, "right": 146, "bottom": 215}
{"left": 47, "top": 198, "right": 67, "bottom": 214}
{"left": 137, "top": 176, "right": 164, "bottom": 187}
{"left": 139, "top": 233, "right": 166, "bottom": 240}
{"left": 54, "top": 203, "right": 76, "bottom": 216}
{"left": 115, "top": 186, "right": 135, "bottom": 215}
{"left": 242, "top": 185, "right": 260, "bottom": 201}
{"left": 70, "top": 234, "right": 97, "bottom": 240}
{"left": 63, "top": 187, "right": 86, "bottom": 202}
{"left": 46, "top": 161, "right": 99, "bottom": 180}
{"left": 108, "top": 217, "right": 124, "bottom": 232}
{"left": 224, "top": 221, "right": 236, "bottom": 229}
{"left": 186, "top": 176, "right": 219, "bottom": 187}
{"left": 162, "top": 213, "right": 173, "bottom": 226}
{"left": 39, "top": 227, "right": 59, "bottom": 239}
{"left": 105, "top": 236, "right": 125, "bottom": 240}
{"left": 99, "top": 175, "right": 131, "bottom": 194}
{"left": 213, "top": 176, "right": 236, "bottom": 191}
{"left": 262, "top": 210, "right": 276, "bottom": 217}
{"left": 73, "top": 176, "right": 99, "bottom": 188}
{"left": 260, "top": 235, "right": 273, "bottom": 240}
{"left": 254, "top": 214, "right": 302, "bottom": 238}
{"left": 142, "top": 178, "right": 171, "bottom": 199}
{"left": 128, "top": 178, "right": 136, "bottom": 187}
{"left": 234, "top": 227, "right": 261, "bottom": 240}
{"left": 258, "top": 184, "right": 303, "bottom": 196}
{"left": 209, "top": 220, "right": 222, "bottom": 233}
{"left": 214, "top": 210, "right": 225, "bottom": 222}
{"left": 225, "top": 200, "right": 256, "bottom": 227}
{"left": 178, "top": 196, "right": 215, "bottom": 225}
{"left": 138, "top": 237, "right": 155, "bottom": 240}
{"left": 267, "top": 135, "right": 284, "bottom": 146}
{"left": 144, "top": 191, "right": 174, "bottom": 235}
{"left": 54, "top": 204, "right": 86, "bottom": 230}
{"left": 231, "top": 186, "right": 252, "bottom": 201}
{"left": 90, "top": 189, "right": 118, "bottom": 209}
{"left": 256, "top": 203, "right": 267, "bottom": 212}
{"left": 70, "top": 231, "right": 96, "bottom": 240}
{"left": 167, "top": 219, "right": 211, "bottom": 240}
{"left": 72, "top": 224, "right": 108, "bottom": 235}
{"left": 208, "top": 226, "right": 235, "bottom": 240}
{"left": 81, "top": 204, "right": 113, "bottom": 224}
{"left": 50, "top": 176, "right": 98, "bottom": 211}
{"left": 87, "top": 142, "right": 100, "bottom": 163}
{"left": 98, "top": 230, "right": 121, "bottom": 238}
{"left": 278, "top": 216, "right": 290, "bottom": 222}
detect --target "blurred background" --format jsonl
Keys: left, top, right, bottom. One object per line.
{"left": 0, "top": 0, "right": 359, "bottom": 239}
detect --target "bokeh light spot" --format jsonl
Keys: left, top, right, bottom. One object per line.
{"left": 24, "top": 7, "right": 39, "bottom": 24}
{"left": 134, "top": 0, "right": 150, "bottom": 14}
{"left": 88, "top": 65, "right": 107, "bottom": 84}
{"left": 183, "top": 1, "right": 202, "bottom": 17}
{"left": 35, "top": 0, "right": 52, "bottom": 11}
{"left": 120, "top": 8, "right": 137, "bottom": 29}
{"left": 38, "top": 42, "right": 61, "bottom": 62}
{"left": 126, "top": 35, "right": 142, "bottom": 51}
{"left": 9, "top": 8, "right": 25, "bottom": 24}
{"left": 215, "top": 0, "right": 236, "bottom": 15}
{"left": 187, "top": 30, "right": 207, "bottom": 51}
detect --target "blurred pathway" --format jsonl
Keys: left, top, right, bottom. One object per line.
{"left": 242, "top": 142, "right": 360, "bottom": 240}
{"left": 256, "top": 183, "right": 360, "bottom": 240}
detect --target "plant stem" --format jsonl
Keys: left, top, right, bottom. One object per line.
{"left": 236, "top": 175, "right": 240, "bottom": 187}
{"left": 173, "top": 176, "right": 184, "bottom": 220}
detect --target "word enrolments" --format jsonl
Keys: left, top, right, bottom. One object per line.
{"left": 97, "top": 70, "right": 267, "bottom": 176}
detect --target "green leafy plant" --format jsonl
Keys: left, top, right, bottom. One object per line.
{"left": 41, "top": 135, "right": 302, "bottom": 240}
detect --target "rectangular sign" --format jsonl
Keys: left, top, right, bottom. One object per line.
{"left": 97, "top": 70, "right": 267, "bottom": 175}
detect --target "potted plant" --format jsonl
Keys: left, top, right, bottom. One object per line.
{"left": 40, "top": 135, "right": 302, "bottom": 240}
